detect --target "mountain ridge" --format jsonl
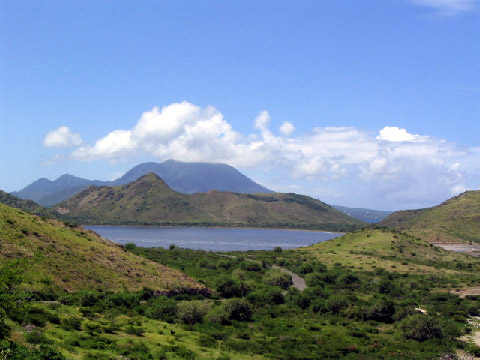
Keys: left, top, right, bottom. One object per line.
{"left": 13, "top": 160, "right": 272, "bottom": 206}
{"left": 55, "top": 173, "right": 365, "bottom": 232}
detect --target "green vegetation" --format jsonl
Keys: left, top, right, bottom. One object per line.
{"left": 0, "top": 190, "right": 57, "bottom": 219}
{"left": 3, "top": 199, "right": 480, "bottom": 358}
{"left": 0, "top": 203, "right": 204, "bottom": 292}
{"left": 54, "top": 173, "right": 364, "bottom": 231}
{"left": 380, "top": 190, "right": 480, "bottom": 243}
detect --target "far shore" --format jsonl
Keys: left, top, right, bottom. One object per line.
{"left": 82, "top": 223, "right": 346, "bottom": 235}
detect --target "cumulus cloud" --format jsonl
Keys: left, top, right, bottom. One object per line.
{"left": 376, "top": 126, "right": 418, "bottom": 142}
{"left": 410, "top": 0, "right": 477, "bottom": 15}
{"left": 48, "top": 101, "right": 475, "bottom": 209}
{"left": 44, "top": 126, "right": 83, "bottom": 148}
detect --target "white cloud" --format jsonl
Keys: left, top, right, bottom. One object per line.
{"left": 376, "top": 126, "right": 418, "bottom": 142}
{"left": 72, "top": 130, "right": 135, "bottom": 160}
{"left": 48, "top": 101, "right": 475, "bottom": 209}
{"left": 410, "top": 0, "right": 477, "bottom": 15}
{"left": 44, "top": 126, "right": 82, "bottom": 148}
{"left": 280, "top": 121, "right": 295, "bottom": 136}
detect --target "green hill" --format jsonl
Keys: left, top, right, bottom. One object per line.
{"left": 379, "top": 190, "right": 480, "bottom": 243}
{"left": 54, "top": 173, "right": 365, "bottom": 231}
{"left": 0, "top": 190, "right": 56, "bottom": 218}
{"left": 0, "top": 202, "right": 205, "bottom": 293}
{"left": 302, "top": 228, "right": 480, "bottom": 276}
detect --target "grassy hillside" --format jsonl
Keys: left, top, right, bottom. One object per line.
{"left": 380, "top": 190, "right": 480, "bottom": 243}
{"left": 55, "top": 173, "right": 365, "bottom": 231}
{"left": 301, "top": 228, "right": 480, "bottom": 281}
{"left": 0, "top": 203, "right": 204, "bottom": 293}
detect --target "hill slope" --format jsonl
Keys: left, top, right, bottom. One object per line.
{"left": 55, "top": 173, "right": 365, "bottom": 231}
{"left": 13, "top": 160, "right": 272, "bottom": 206}
{"left": 0, "top": 190, "right": 56, "bottom": 218}
{"left": 379, "top": 190, "right": 480, "bottom": 243}
{"left": 0, "top": 202, "right": 204, "bottom": 293}
{"left": 302, "top": 228, "right": 480, "bottom": 275}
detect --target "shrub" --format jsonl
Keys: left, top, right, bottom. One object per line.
{"left": 240, "top": 262, "right": 262, "bottom": 272}
{"left": 325, "top": 295, "right": 348, "bottom": 314}
{"left": 124, "top": 243, "right": 137, "bottom": 251}
{"left": 176, "top": 300, "right": 211, "bottom": 325}
{"left": 400, "top": 314, "right": 444, "bottom": 341}
{"left": 145, "top": 296, "right": 177, "bottom": 323}
{"left": 224, "top": 298, "right": 253, "bottom": 322}
{"left": 216, "top": 278, "right": 249, "bottom": 298}
{"left": 360, "top": 299, "right": 395, "bottom": 323}
{"left": 61, "top": 316, "right": 83, "bottom": 331}
{"left": 263, "top": 270, "right": 292, "bottom": 290}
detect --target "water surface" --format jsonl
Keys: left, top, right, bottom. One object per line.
{"left": 85, "top": 226, "right": 342, "bottom": 252}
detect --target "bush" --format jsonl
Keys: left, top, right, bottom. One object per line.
{"left": 216, "top": 278, "right": 249, "bottom": 298}
{"left": 247, "top": 288, "right": 284, "bottom": 305}
{"left": 25, "top": 329, "right": 50, "bottom": 344}
{"left": 124, "top": 243, "right": 137, "bottom": 251}
{"left": 400, "top": 314, "right": 444, "bottom": 341}
{"left": 61, "top": 316, "right": 83, "bottom": 331}
{"left": 145, "top": 296, "right": 177, "bottom": 323}
{"left": 325, "top": 295, "right": 348, "bottom": 314}
{"left": 176, "top": 300, "right": 210, "bottom": 325}
{"left": 263, "top": 270, "right": 292, "bottom": 290}
{"left": 240, "top": 262, "right": 262, "bottom": 272}
{"left": 360, "top": 299, "right": 395, "bottom": 323}
{"left": 224, "top": 298, "right": 253, "bottom": 322}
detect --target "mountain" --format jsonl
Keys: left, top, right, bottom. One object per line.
{"left": 12, "top": 174, "right": 103, "bottom": 203}
{"left": 115, "top": 160, "right": 272, "bottom": 194}
{"left": 13, "top": 160, "right": 272, "bottom": 206}
{"left": 332, "top": 205, "right": 392, "bottom": 223}
{"left": 0, "top": 202, "right": 205, "bottom": 293}
{"left": 379, "top": 190, "right": 480, "bottom": 243}
{"left": 54, "top": 173, "right": 365, "bottom": 232}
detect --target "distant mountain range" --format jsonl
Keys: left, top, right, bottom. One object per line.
{"left": 331, "top": 205, "right": 392, "bottom": 223}
{"left": 55, "top": 172, "right": 365, "bottom": 232}
{"left": 12, "top": 160, "right": 272, "bottom": 206}
{"left": 379, "top": 190, "right": 480, "bottom": 243}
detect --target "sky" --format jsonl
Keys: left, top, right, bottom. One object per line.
{"left": 1, "top": 0, "right": 480, "bottom": 211}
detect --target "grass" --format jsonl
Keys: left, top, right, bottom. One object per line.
{"left": 0, "top": 203, "right": 204, "bottom": 293}
{"left": 380, "top": 190, "right": 480, "bottom": 243}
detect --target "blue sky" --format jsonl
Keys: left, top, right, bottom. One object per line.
{"left": 1, "top": 0, "right": 479, "bottom": 210}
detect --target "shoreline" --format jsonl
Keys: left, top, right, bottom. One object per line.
{"left": 82, "top": 223, "right": 346, "bottom": 235}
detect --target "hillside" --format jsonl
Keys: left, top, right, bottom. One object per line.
{"left": 0, "top": 202, "right": 205, "bottom": 293}
{"left": 13, "top": 160, "right": 272, "bottom": 206}
{"left": 55, "top": 173, "right": 365, "bottom": 231}
{"left": 301, "top": 228, "right": 480, "bottom": 276}
{"left": 379, "top": 190, "right": 480, "bottom": 243}
{"left": 0, "top": 190, "right": 56, "bottom": 218}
